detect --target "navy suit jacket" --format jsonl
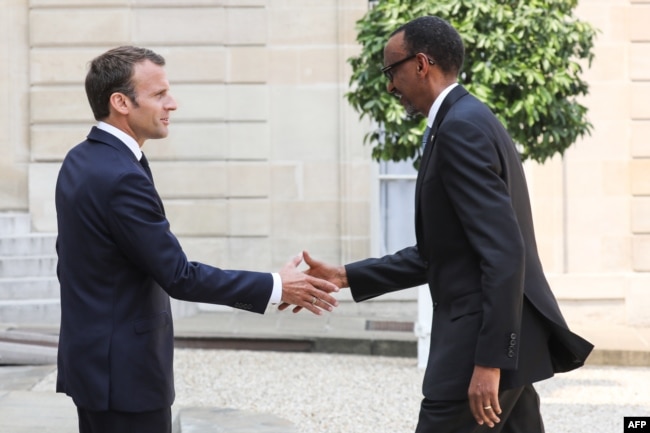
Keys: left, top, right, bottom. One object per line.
{"left": 55, "top": 127, "right": 273, "bottom": 412}
{"left": 346, "top": 86, "right": 593, "bottom": 400}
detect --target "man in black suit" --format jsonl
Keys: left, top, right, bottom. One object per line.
{"left": 289, "top": 16, "right": 593, "bottom": 432}
{"left": 55, "top": 46, "right": 339, "bottom": 433}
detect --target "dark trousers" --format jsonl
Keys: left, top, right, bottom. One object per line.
{"left": 414, "top": 384, "right": 544, "bottom": 433}
{"left": 77, "top": 406, "right": 172, "bottom": 433}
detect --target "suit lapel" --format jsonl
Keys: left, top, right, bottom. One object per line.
{"left": 414, "top": 85, "right": 469, "bottom": 245}
{"left": 87, "top": 127, "right": 165, "bottom": 215}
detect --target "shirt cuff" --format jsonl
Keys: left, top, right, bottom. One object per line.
{"left": 269, "top": 272, "right": 282, "bottom": 304}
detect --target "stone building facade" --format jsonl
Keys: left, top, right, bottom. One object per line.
{"left": 0, "top": 0, "right": 648, "bottom": 324}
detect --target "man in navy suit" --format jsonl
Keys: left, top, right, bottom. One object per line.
{"left": 288, "top": 16, "right": 593, "bottom": 432}
{"left": 55, "top": 46, "right": 339, "bottom": 433}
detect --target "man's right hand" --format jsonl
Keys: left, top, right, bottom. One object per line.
{"left": 277, "top": 254, "right": 339, "bottom": 315}
{"left": 278, "top": 251, "right": 348, "bottom": 314}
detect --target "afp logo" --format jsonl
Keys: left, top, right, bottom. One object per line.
{"left": 625, "top": 417, "right": 650, "bottom": 432}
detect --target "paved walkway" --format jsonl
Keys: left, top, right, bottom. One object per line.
{"left": 1, "top": 307, "right": 649, "bottom": 432}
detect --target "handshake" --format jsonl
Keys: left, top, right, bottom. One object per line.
{"left": 276, "top": 251, "right": 348, "bottom": 315}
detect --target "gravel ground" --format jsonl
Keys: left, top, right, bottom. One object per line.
{"left": 34, "top": 349, "right": 650, "bottom": 432}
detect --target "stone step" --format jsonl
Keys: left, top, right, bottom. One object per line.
{"left": 0, "top": 212, "right": 31, "bottom": 236}
{"left": 0, "top": 234, "right": 56, "bottom": 256}
{"left": 0, "top": 277, "right": 59, "bottom": 300}
{"left": 0, "top": 255, "right": 57, "bottom": 278}
{"left": 0, "top": 330, "right": 58, "bottom": 365}
{"left": 0, "top": 299, "right": 60, "bottom": 324}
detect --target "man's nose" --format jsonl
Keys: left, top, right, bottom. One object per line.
{"left": 166, "top": 95, "right": 178, "bottom": 111}
{"left": 386, "top": 80, "right": 396, "bottom": 94}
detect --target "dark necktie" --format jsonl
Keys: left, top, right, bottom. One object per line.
{"left": 139, "top": 153, "right": 153, "bottom": 182}
{"left": 422, "top": 126, "right": 431, "bottom": 149}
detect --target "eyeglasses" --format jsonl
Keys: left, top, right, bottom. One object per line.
{"left": 381, "top": 54, "right": 435, "bottom": 81}
{"left": 381, "top": 54, "right": 417, "bottom": 81}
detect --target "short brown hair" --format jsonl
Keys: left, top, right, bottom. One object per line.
{"left": 85, "top": 46, "right": 165, "bottom": 120}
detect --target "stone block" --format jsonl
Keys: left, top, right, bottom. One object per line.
{"left": 632, "top": 197, "right": 650, "bottom": 233}
{"left": 566, "top": 234, "right": 601, "bottom": 273}
{"left": 566, "top": 197, "right": 629, "bottom": 237}
{"left": 28, "top": 163, "right": 60, "bottom": 232}
{"left": 228, "top": 121, "right": 270, "bottom": 160}
{"left": 627, "top": 4, "right": 650, "bottom": 42}
{"left": 224, "top": 0, "right": 267, "bottom": 6}
{"left": 133, "top": 8, "right": 225, "bottom": 45}
{"left": 302, "top": 161, "right": 339, "bottom": 200}
{"left": 226, "top": 236, "right": 272, "bottom": 270}
{"left": 164, "top": 199, "right": 228, "bottom": 236}
{"left": 133, "top": 0, "right": 223, "bottom": 4}
{"left": 270, "top": 163, "right": 301, "bottom": 200}
{"left": 578, "top": 82, "right": 630, "bottom": 123}
{"left": 31, "top": 0, "right": 127, "bottom": 5}
{"left": 227, "top": 162, "right": 270, "bottom": 197}
{"left": 564, "top": 118, "right": 630, "bottom": 161}
{"left": 154, "top": 161, "right": 227, "bottom": 199}
{"left": 171, "top": 84, "right": 226, "bottom": 121}
{"left": 144, "top": 123, "right": 228, "bottom": 161}
{"left": 602, "top": 160, "right": 631, "bottom": 196}
{"left": 31, "top": 87, "right": 90, "bottom": 123}
{"left": 576, "top": 3, "right": 628, "bottom": 44}
{"left": 631, "top": 159, "right": 650, "bottom": 195}
{"left": 630, "top": 42, "right": 650, "bottom": 81}
{"left": 269, "top": 86, "right": 340, "bottom": 160}
{"left": 225, "top": 7, "right": 267, "bottom": 45}
{"left": 228, "top": 46, "right": 268, "bottom": 83}
{"left": 30, "top": 9, "right": 129, "bottom": 46}
{"left": 228, "top": 199, "right": 270, "bottom": 236}
{"left": 632, "top": 235, "right": 650, "bottom": 272}
{"left": 546, "top": 273, "right": 627, "bottom": 301}
{"left": 162, "top": 47, "right": 227, "bottom": 83}
{"left": 0, "top": 163, "right": 29, "bottom": 212}
{"left": 630, "top": 82, "right": 650, "bottom": 119}
{"left": 226, "top": 84, "right": 268, "bottom": 121}
{"left": 268, "top": 49, "right": 299, "bottom": 84}
{"left": 271, "top": 200, "right": 339, "bottom": 238}
{"left": 299, "top": 47, "right": 339, "bottom": 84}
{"left": 268, "top": 4, "right": 338, "bottom": 45}
{"left": 631, "top": 120, "right": 650, "bottom": 157}
{"left": 336, "top": 3, "right": 368, "bottom": 45}
{"left": 581, "top": 43, "right": 627, "bottom": 83}
{"left": 30, "top": 48, "right": 98, "bottom": 84}
{"left": 626, "top": 274, "right": 650, "bottom": 325}
{"left": 0, "top": 391, "right": 77, "bottom": 431}
{"left": 31, "top": 124, "right": 90, "bottom": 161}
{"left": 175, "top": 236, "right": 229, "bottom": 267}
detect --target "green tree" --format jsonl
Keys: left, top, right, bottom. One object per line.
{"left": 346, "top": 0, "right": 597, "bottom": 166}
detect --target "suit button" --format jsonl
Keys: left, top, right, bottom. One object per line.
{"left": 510, "top": 339, "right": 516, "bottom": 347}
{"left": 507, "top": 350, "right": 515, "bottom": 358}
{"left": 510, "top": 333, "right": 517, "bottom": 339}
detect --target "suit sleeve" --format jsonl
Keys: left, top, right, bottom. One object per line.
{"left": 435, "top": 115, "right": 524, "bottom": 369}
{"left": 346, "top": 246, "right": 428, "bottom": 302}
{"left": 106, "top": 170, "right": 272, "bottom": 313}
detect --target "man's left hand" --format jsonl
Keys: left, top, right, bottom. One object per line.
{"left": 468, "top": 365, "right": 501, "bottom": 428}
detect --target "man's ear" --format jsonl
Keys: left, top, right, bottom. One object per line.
{"left": 109, "top": 92, "right": 130, "bottom": 115}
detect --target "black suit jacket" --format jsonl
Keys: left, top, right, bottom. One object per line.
{"left": 55, "top": 127, "right": 273, "bottom": 412}
{"left": 346, "top": 86, "right": 593, "bottom": 400}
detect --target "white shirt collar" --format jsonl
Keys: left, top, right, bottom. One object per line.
{"left": 96, "top": 121, "right": 142, "bottom": 160}
{"left": 426, "top": 82, "right": 459, "bottom": 128}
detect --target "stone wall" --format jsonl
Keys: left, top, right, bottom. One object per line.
{"left": 0, "top": 0, "right": 649, "bottom": 323}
